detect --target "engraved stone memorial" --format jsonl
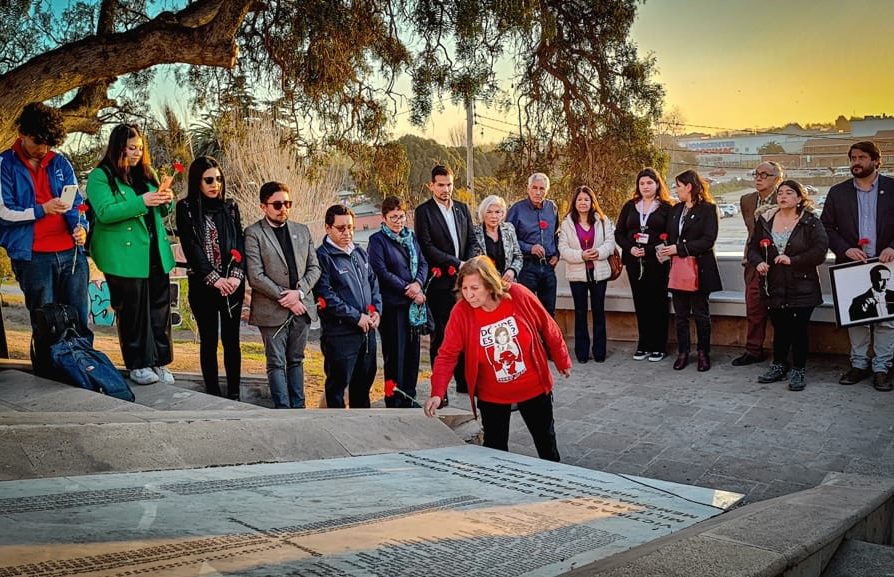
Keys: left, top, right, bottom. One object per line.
{"left": 0, "top": 446, "right": 742, "bottom": 576}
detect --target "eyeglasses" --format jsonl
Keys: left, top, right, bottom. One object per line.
{"left": 386, "top": 214, "right": 407, "bottom": 223}
{"left": 266, "top": 200, "right": 292, "bottom": 210}
{"left": 752, "top": 171, "right": 777, "bottom": 179}
{"left": 202, "top": 176, "right": 223, "bottom": 185}
{"left": 331, "top": 224, "right": 354, "bottom": 232}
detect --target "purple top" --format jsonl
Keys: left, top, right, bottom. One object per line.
{"left": 575, "top": 222, "right": 595, "bottom": 270}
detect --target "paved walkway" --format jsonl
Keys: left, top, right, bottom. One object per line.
{"left": 418, "top": 344, "right": 894, "bottom": 505}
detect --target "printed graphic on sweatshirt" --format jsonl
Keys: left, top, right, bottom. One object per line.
{"left": 479, "top": 316, "right": 526, "bottom": 382}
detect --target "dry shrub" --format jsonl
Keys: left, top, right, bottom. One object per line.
{"left": 222, "top": 116, "right": 346, "bottom": 238}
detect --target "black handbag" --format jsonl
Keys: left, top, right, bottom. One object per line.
{"left": 418, "top": 304, "right": 436, "bottom": 336}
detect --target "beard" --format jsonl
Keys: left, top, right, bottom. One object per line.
{"left": 851, "top": 165, "right": 876, "bottom": 178}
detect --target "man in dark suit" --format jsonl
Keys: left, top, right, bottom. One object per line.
{"left": 822, "top": 141, "right": 894, "bottom": 392}
{"left": 414, "top": 165, "right": 480, "bottom": 401}
{"left": 733, "top": 161, "right": 784, "bottom": 366}
{"left": 245, "top": 182, "right": 321, "bottom": 408}
{"left": 849, "top": 264, "right": 894, "bottom": 321}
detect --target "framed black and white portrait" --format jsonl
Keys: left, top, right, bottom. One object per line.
{"left": 829, "top": 258, "right": 894, "bottom": 327}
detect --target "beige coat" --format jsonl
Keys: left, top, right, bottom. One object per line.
{"left": 558, "top": 215, "right": 616, "bottom": 282}
{"left": 244, "top": 219, "right": 321, "bottom": 327}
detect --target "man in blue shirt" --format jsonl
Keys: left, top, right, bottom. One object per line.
{"left": 507, "top": 173, "right": 560, "bottom": 316}
{"left": 822, "top": 141, "right": 894, "bottom": 392}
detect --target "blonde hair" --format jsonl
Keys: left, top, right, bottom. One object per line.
{"left": 456, "top": 256, "right": 509, "bottom": 300}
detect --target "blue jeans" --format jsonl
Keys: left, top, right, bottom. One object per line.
{"left": 569, "top": 280, "right": 607, "bottom": 361}
{"left": 259, "top": 315, "right": 310, "bottom": 408}
{"left": 12, "top": 248, "right": 92, "bottom": 341}
{"left": 517, "top": 260, "right": 557, "bottom": 316}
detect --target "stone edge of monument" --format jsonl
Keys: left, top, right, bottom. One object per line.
{"left": 0, "top": 410, "right": 465, "bottom": 481}
{"left": 564, "top": 472, "right": 894, "bottom": 577}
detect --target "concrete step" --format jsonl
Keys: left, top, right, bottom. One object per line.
{"left": 0, "top": 369, "right": 154, "bottom": 413}
{"left": 821, "top": 539, "right": 894, "bottom": 577}
{"left": 0, "top": 409, "right": 465, "bottom": 480}
{"left": 570, "top": 473, "right": 894, "bottom": 577}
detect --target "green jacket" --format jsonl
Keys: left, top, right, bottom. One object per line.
{"left": 85, "top": 166, "right": 175, "bottom": 278}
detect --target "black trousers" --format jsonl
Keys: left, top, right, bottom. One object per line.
{"left": 769, "top": 307, "right": 814, "bottom": 369}
{"left": 380, "top": 304, "right": 421, "bottom": 408}
{"left": 672, "top": 290, "right": 711, "bottom": 354}
{"left": 477, "top": 393, "right": 560, "bottom": 462}
{"left": 106, "top": 270, "right": 173, "bottom": 370}
{"left": 627, "top": 260, "right": 670, "bottom": 352}
{"left": 322, "top": 331, "right": 377, "bottom": 408}
{"left": 428, "top": 287, "right": 467, "bottom": 393}
{"left": 188, "top": 279, "right": 243, "bottom": 398}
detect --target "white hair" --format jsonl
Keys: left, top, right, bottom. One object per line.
{"left": 527, "top": 172, "right": 550, "bottom": 190}
{"left": 478, "top": 195, "right": 507, "bottom": 222}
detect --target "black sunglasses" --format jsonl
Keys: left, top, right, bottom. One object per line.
{"left": 202, "top": 176, "right": 223, "bottom": 185}
{"left": 266, "top": 200, "right": 292, "bottom": 210}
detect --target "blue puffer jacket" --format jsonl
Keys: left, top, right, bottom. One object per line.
{"left": 314, "top": 239, "right": 383, "bottom": 336}
{"left": 0, "top": 148, "right": 84, "bottom": 260}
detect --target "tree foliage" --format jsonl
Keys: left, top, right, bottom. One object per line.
{"left": 0, "top": 0, "right": 664, "bottom": 215}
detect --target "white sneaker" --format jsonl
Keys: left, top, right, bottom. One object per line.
{"left": 130, "top": 367, "right": 159, "bottom": 385}
{"left": 154, "top": 366, "right": 175, "bottom": 385}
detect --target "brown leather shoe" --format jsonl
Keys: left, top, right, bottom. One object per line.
{"left": 873, "top": 372, "right": 892, "bottom": 392}
{"left": 839, "top": 366, "right": 872, "bottom": 385}
{"left": 697, "top": 351, "right": 711, "bottom": 372}
{"left": 673, "top": 353, "right": 689, "bottom": 370}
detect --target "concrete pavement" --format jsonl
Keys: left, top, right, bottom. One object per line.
{"left": 417, "top": 344, "right": 894, "bottom": 505}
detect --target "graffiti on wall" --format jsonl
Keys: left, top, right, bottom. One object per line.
{"left": 87, "top": 280, "right": 182, "bottom": 328}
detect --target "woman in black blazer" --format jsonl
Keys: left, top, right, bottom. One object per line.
{"left": 658, "top": 170, "right": 722, "bottom": 372}
{"left": 614, "top": 168, "right": 675, "bottom": 362}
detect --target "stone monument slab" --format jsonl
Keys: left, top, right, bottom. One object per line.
{"left": 0, "top": 446, "right": 742, "bottom": 576}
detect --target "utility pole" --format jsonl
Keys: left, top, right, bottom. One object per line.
{"left": 465, "top": 95, "right": 474, "bottom": 195}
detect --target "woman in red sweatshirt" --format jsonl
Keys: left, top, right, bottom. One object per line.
{"left": 424, "top": 256, "right": 572, "bottom": 461}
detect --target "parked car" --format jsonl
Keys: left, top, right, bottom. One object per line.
{"left": 708, "top": 168, "right": 727, "bottom": 176}
{"left": 719, "top": 204, "right": 738, "bottom": 218}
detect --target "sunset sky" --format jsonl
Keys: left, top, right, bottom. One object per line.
{"left": 401, "top": 0, "right": 894, "bottom": 142}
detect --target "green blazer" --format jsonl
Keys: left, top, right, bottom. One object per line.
{"left": 85, "top": 166, "right": 176, "bottom": 278}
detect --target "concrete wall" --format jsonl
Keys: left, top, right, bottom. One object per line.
{"left": 552, "top": 253, "right": 849, "bottom": 354}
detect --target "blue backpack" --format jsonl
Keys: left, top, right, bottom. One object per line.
{"left": 50, "top": 329, "right": 135, "bottom": 402}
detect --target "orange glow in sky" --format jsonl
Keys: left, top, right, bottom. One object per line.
{"left": 633, "top": 0, "right": 894, "bottom": 133}
{"left": 401, "top": 0, "right": 894, "bottom": 142}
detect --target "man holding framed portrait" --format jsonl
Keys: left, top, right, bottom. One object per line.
{"left": 822, "top": 141, "right": 894, "bottom": 392}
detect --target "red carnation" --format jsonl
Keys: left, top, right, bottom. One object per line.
{"left": 634, "top": 233, "right": 644, "bottom": 244}
{"left": 230, "top": 249, "right": 242, "bottom": 263}
{"left": 431, "top": 267, "right": 442, "bottom": 278}
{"left": 316, "top": 296, "right": 327, "bottom": 310}
{"left": 367, "top": 304, "right": 377, "bottom": 314}
{"left": 77, "top": 203, "right": 89, "bottom": 213}
{"left": 447, "top": 265, "right": 457, "bottom": 276}
{"left": 384, "top": 380, "right": 396, "bottom": 397}
{"left": 760, "top": 238, "right": 771, "bottom": 248}
{"left": 172, "top": 161, "right": 185, "bottom": 174}
{"left": 859, "top": 238, "right": 870, "bottom": 247}
{"left": 659, "top": 233, "right": 668, "bottom": 242}
{"left": 539, "top": 220, "right": 548, "bottom": 230}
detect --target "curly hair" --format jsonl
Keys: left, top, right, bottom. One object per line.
{"left": 15, "top": 102, "right": 66, "bottom": 147}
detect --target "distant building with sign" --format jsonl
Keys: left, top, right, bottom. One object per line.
{"left": 677, "top": 116, "right": 894, "bottom": 169}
